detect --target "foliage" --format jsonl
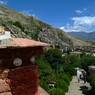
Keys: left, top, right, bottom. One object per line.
{"left": 80, "top": 54, "right": 95, "bottom": 71}
{"left": 88, "top": 75, "right": 95, "bottom": 94}
{"left": 13, "top": 21, "right": 23, "bottom": 30}
{"left": 36, "top": 49, "right": 72, "bottom": 95}
{"left": 78, "top": 53, "right": 95, "bottom": 94}
{"left": 45, "top": 49, "right": 63, "bottom": 71}
{"left": 36, "top": 48, "right": 95, "bottom": 95}
{"left": 48, "top": 88, "right": 65, "bottom": 95}
{"left": 62, "top": 54, "right": 81, "bottom": 75}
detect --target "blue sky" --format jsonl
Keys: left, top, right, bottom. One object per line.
{"left": 1, "top": 0, "right": 95, "bottom": 32}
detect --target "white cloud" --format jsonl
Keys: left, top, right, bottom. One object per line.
{"left": 75, "top": 8, "right": 87, "bottom": 14}
{"left": 0, "top": 0, "right": 7, "bottom": 4}
{"left": 72, "top": 16, "right": 95, "bottom": 25}
{"left": 60, "top": 24, "right": 83, "bottom": 32}
{"left": 60, "top": 16, "right": 95, "bottom": 32}
{"left": 75, "top": 10, "right": 83, "bottom": 14}
{"left": 60, "top": 26, "right": 65, "bottom": 30}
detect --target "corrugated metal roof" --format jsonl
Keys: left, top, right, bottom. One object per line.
{"left": 0, "top": 38, "right": 50, "bottom": 48}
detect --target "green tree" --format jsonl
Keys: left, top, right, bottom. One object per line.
{"left": 45, "top": 49, "right": 63, "bottom": 72}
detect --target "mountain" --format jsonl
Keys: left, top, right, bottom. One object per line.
{"left": 0, "top": 5, "right": 92, "bottom": 47}
{"left": 68, "top": 32, "right": 95, "bottom": 42}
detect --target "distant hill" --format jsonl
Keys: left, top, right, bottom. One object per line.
{"left": 0, "top": 5, "right": 92, "bottom": 47}
{"left": 68, "top": 32, "right": 95, "bottom": 42}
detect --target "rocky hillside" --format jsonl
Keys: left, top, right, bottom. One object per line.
{"left": 0, "top": 5, "right": 92, "bottom": 47}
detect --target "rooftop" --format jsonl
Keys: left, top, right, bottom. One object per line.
{"left": 0, "top": 38, "right": 49, "bottom": 48}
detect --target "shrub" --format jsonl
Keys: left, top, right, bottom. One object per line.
{"left": 49, "top": 88, "right": 65, "bottom": 95}
{"left": 81, "top": 55, "right": 95, "bottom": 71}
{"left": 13, "top": 21, "right": 23, "bottom": 30}
{"left": 45, "top": 49, "right": 63, "bottom": 71}
{"left": 57, "top": 73, "right": 70, "bottom": 85}
{"left": 40, "top": 80, "right": 49, "bottom": 91}
{"left": 88, "top": 75, "right": 95, "bottom": 94}
{"left": 62, "top": 74, "right": 70, "bottom": 85}
{"left": 56, "top": 79, "right": 68, "bottom": 92}
{"left": 63, "top": 64, "right": 75, "bottom": 76}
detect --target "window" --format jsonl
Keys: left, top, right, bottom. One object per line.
{"left": 13, "top": 58, "right": 22, "bottom": 66}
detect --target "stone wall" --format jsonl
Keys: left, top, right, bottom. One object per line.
{"left": 88, "top": 66, "right": 95, "bottom": 76}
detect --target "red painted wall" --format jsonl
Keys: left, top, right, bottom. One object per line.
{"left": 8, "top": 65, "right": 38, "bottom": 95}
{"left": 0, "top": 47, "right": 43, "bottom": 95}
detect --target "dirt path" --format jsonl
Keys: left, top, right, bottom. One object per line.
{"left": 65, "top": 76, "right": 91, "bottom": 95}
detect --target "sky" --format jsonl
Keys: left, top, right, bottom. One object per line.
{"left": 0, "top": 0, "right": 95, "bottom": 32}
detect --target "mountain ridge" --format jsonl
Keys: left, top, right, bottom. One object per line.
{"left": 68, "top": 31, "right": 95, "bottom": 42}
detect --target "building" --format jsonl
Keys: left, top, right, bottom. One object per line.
{"left": 0, "top": 28, "right": 49, "bottom": 95}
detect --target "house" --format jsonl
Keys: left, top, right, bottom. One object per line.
{"left": 0, "top": 28, "right": 49, "bottom": 95}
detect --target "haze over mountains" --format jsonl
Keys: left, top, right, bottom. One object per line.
{"left": 0, "top": 5, "right": 93, "bottom": 47}
{"left": 68, "top": 31, "right": 95, "bottom": 42}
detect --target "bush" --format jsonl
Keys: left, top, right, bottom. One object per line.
{"left": 36, "top": 56, "right": 55, "bottom": 80}
{"left": 62, "top": 74, "right": 70, "bottom": 85}
{"left": 57, "top": 73, "right": 70, "bottom": 85}
{"left": 81, "top": 55, "right": 95, "bottom": 71}
{"left": 63, "top": 64, "right": 75, "bottom": 76}
{"left": 13, "top": 21, "right": 24, "bottom": 31}
{"left": 56, "top": 79, "right": 68, "bottom": 92}
{"left": 40, "top": 80, "right": 49, "bottom": 91}
{"left": 49, "top": 88, "right": 65, "bottom": 95}
{"left": 45, "top": 49, "right": 63, "bottom": 71}
{"left": 88, "top": 75, "right": 95, "bottom": 94}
